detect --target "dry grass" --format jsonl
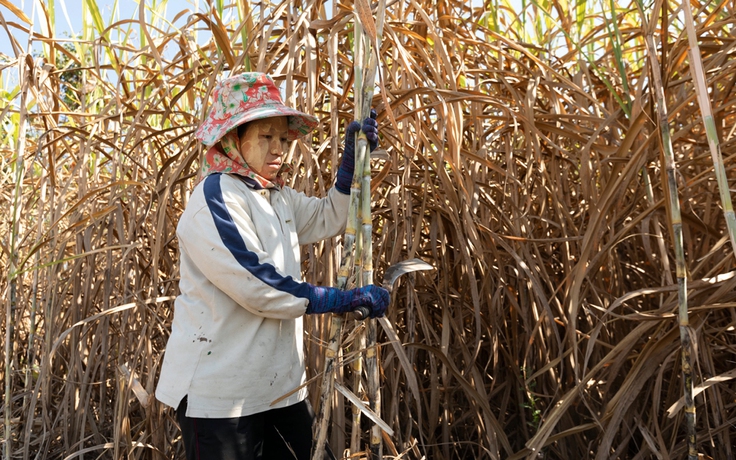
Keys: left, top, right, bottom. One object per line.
{"left": 1, "top": 0, "right": 736, "bottom": 458}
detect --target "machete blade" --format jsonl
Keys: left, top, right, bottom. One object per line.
{"left": 381, "top": 258, "right": 434, "bottom": 292}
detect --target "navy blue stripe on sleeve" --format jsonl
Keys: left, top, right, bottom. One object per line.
{"left": 203, "top": 174, "right": 310, "bottom": 299}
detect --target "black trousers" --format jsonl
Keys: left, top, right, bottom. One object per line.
{"left": 176, "top": 397, "right": 335, "bottom": 460}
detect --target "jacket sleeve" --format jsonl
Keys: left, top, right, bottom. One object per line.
{"left": 284, "top": 186, "right": 350, "bottom": 245}
{"left": 177, "top": 174, "right": 311, "bottom": 319}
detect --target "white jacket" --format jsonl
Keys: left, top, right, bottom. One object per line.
{"left": 155, "top": 173, "right": 349, "bottom": 418}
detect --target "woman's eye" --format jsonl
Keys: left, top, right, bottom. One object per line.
{"left": 281, "top": 138, "right": 288, "bottom": 143}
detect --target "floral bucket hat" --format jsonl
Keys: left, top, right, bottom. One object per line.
{"left": 195, "top": 72, "right": 319, "bottom": 146}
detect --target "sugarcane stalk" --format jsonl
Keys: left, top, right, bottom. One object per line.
{"left": 361, "top": 136, "right": 382, "bottom": 459}
{"left": 642, "top": 15, "right": 697, "bottom": 460}
{"left": 313, "top": 25, "right": 368, "bottom": 456}
{"left": 348, "top": 16, "right": 368, "bottom": 455}
{"left": 350, "top": 321, "right": 366, "bottom": 453}
{"left": 5, "top": 51, "right": 33, "bottom": 460}
{"left": 313, "top": 156, "right": 364, "bottom": 460}
{"left": 680, "top": 1, "right": 736, "bottom": 258}
{"left": 350, "top": 174, "right": 366, "bottom": 454}
{"left": 354, "top": 0, "right": 386, "bottom": 456}
{"left": 356, "top": 54, "right": 377, "bottom": 459}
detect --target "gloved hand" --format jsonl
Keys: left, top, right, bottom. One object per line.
{"left": 335, "top": 109, "right": 379, "bottom": 194}
{"left": 305, "top": 284, "right": 390, "bottom": 318}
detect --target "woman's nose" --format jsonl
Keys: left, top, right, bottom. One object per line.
{"left": 270, "top": 139, "right": 283, "bottom": 154}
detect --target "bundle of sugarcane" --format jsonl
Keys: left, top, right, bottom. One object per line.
{"left": 312, "top": 1, "right": 387, "bottom": 459}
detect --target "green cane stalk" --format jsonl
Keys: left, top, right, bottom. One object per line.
{"left": 355, "top": 0, "right": 386, "bottom": 456}
{"left": 350, "top": 16, "right": 368, "bottom": 454}
{"left": 674, "top": 2, "right": 729, "bottom": 457}
{"left": 312, "top": 151, "right": 364, "bottom": 460}
{"left": 361, "top": 130, "right": 381, "bottom": 458}
{"left": 680, "top": 1, "right": 736, "bottom": 260}
{"left": 312, "top": 25, "right": 368, "bottom": 456}
{"left": 639, "top": 4, "right": 697, "bottom": 457}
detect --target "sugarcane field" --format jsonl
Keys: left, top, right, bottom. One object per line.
{"left": 2, "top": 0, "right": 736, "bottom": 458}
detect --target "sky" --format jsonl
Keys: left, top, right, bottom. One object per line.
{"left": 0, "top": 0, "right": 491, "bottom": 85}
{"left": 1, "top": 0, "right": 490, "bottom": 60}
{"left": 0, "top": 0, "right": 201, "bottom": 58}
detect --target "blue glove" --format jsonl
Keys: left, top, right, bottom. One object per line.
{"left": 305, "top": 284, "right": 390, "bottom": 318}
{"left": 335, "top": 109, "right": 379, "bottom": 194}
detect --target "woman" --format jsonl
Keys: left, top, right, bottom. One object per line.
{"left": 155, "top": 72, "right": 388, "bottom": 460}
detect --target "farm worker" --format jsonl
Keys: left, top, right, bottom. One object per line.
{"left": 155, "top": 72, "right": 388, "bottom": 460}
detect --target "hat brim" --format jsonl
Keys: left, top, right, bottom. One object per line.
{"left": 196, "top": 104, "right": 318, "bottom": 146}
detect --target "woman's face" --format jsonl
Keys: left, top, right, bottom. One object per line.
{"left": 238, "top": 117, "right": 289, "bottom": 181}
